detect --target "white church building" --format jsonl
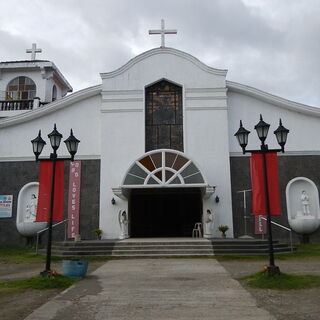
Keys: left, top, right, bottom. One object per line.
{"left": 1, "top": 34, "right": 320, "bottom": 245}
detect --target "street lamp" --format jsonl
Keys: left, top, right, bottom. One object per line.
{"left": 234, "top": 115, "right": 289, "bottom": 275}
{"left": 31, "top": 124, "right": 80, "bottom": 276}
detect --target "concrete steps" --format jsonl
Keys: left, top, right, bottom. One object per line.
{"left": 42, "top": 238, "right": 295, "bottom": 258}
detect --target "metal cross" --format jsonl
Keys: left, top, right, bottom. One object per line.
{"left": 26, "top": 43, "right": 42, "bottom": 60}
{"left": 149, "top": 19, "right": 177, "bottom": 47}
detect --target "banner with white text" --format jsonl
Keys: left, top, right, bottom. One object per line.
{"left": 67, "top": 161, "right": 81, "bottom": 238}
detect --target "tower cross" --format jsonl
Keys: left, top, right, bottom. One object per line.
{"left": 26, "top": 43, "right": 42, "bottom": 60}
{"left": 149, "top": 19, "right": 177, "bottom": 47}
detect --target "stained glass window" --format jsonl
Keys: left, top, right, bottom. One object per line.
{"left": 145, "top": 80, "right": 183, "bottom": 152}
{"left": 123, "top": 150, "right": 205, "bottom": 186}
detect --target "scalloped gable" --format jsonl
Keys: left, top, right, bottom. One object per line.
{"left": 100, "top": 47, "right": 228, "bottom": 90}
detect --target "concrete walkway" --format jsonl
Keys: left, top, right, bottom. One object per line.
{"left": 25, "top": 259, "right": 275, "bottom": 320}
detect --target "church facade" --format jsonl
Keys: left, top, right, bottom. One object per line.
{"left": 1, "top": 46, "right": 320, "bottom": 245}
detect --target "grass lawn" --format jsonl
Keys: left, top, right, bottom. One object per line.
{"left": 0, "top": 246, "right": 71, "bottom": 264}
{"left": 0, "top": 274, "right": 78, "bottom": 299}
{"left": 243, "top": 271, "right": 320, "bottom": 290}
{"left": 0, "top": 246, "right": 120, "bottom": 264}
{"left": 216, "top": 244, "right": 320, "bottom": 262}
{"left": 0, "top": 246, "right": 52, "bottom": 264}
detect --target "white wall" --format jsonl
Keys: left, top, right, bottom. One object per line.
{"left": 99, "top": 48, "right": 233, "bottom": 238}
{"left": 228, "top": 89, "right": 320, "bottom": 154}
{"left": 0, "top": 90, "right": 102, "bottom": 160}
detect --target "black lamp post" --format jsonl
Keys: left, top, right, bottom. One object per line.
{"left": 31, "top": 124, "right": 80, "bottom": 276}
{"left": 234, "top": 115, "right": 289, "bottom": 275}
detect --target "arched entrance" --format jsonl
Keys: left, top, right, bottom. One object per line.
{"left": 119, "top": 150, "right": 213, "bottom": 237}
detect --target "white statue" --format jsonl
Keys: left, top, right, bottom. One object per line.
{"left": 301, "top": 190, "right": 311, "bottom": 216}
{"left": 25, "top": 194, "right": 38, "bottom": 222}
{"left": 203, "top": 209, "right": 214, "bottom": 238}
{"left": 286, "top": 177, "right": 320, "bottom": 235}
{"left": 119, "top": 210, "right": 129, "bottom": 239}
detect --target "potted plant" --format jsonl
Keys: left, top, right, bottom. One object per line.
{"left": 218, "top": 225, "right": 229, "bottom": 238}
{"left": 92, "top": 228, "right": 103, "bottom": 240}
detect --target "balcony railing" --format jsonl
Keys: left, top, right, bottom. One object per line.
{"left": 0, "top": 100, "right": 34, "bottom": 111}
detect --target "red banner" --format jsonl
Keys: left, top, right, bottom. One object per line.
{"left": 35, "top": 161, "right": 64, "bottom": 222}
{"left": 67, "top": 161, "right": 81, "bottom": 238}
{"left": 250, "top": 152, "right": 281, "bottom": 216}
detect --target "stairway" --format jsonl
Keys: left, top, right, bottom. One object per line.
{"left": 47, "top": 238, "right": 295, "bottom": 258}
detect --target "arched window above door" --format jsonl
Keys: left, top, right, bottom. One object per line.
{"left": 123, "top": 150, "right": 205, "bottom": 187}
{"left": 6, "top": 76, "right": 36, "bottom": 100}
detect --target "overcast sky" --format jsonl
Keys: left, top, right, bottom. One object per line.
{"left": 1, "top": 0, "right": 319, "bottom": 106}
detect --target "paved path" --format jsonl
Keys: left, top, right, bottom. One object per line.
{"left": 25, "top": 259, "right": 275, "bottom": 320}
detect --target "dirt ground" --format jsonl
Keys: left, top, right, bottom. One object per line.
{"left": 219, "top": 259, "right": 320, "bottom": 320}
{"left": 1, "top": 259, "right": 320, "bottom": 320}
{"left": 0, "top": 262, "right": 104, "bottom": 320}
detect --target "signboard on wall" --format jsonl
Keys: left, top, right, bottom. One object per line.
{"left": 0, "top": 195, "right": 13, "bottom": 218}
{"left": 67, "top": 161, "right": 81, "bottom": 238}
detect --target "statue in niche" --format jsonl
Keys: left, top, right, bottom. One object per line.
{"left": 119, "top": 210, "right": 129, "bottom": 239}
{"left": 203, "top": 209, "right": 214, "bottom": 236}
{"left": 301, "top": 190, "right": 311, "bottom": 216}
{"left": 25, "top": 194, "right": 37, "bottom": 222}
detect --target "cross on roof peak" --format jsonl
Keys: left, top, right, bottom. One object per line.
{"left": 26, "top": 43, "right": 42, "bottom": 60}
{"left": 149, "top": 19, "right": 177, "bottom": 48}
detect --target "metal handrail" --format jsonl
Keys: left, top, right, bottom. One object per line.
{"left": 35, "top": 219, "right": 68, "bottom": 254}
{"left": 260, "top": 216, "right": 294, "bottom": 252}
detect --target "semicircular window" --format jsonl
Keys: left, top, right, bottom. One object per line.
{"left": 6, "top": 76, "right": 36, "bottom": 100}
{"left": 123, "top": 150, "right": 205, "bottom": 186}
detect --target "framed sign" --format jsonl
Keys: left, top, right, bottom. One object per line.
{"left": 0, "top": 195, "right": 13, "bottom": 218}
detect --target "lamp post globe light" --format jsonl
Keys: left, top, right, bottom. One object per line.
{"left": 234, "top": 115, "right": 289, "bottom": 276}
{"left": 31, "top": 124, "right": 80, "bottom": 276}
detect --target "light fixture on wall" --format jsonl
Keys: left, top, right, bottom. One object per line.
{"left": 111, "top": 198, "right": 116, "bottom": 205}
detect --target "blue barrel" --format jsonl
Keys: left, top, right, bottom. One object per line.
{"left": 62, "top": 260, "right": 89, "bottom": 278}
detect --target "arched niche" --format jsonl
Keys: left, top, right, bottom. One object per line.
{"left": 286, "top": 177, "right": 320, "bottom": 234}
{"left": 16, "top": 182, "right": 47, "bottom": 237}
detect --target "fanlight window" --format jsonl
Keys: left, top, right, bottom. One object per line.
{"left": 123, "top": 150, "right": 205, "bottom": 186}
{"left": 6, "top": 76, "right": 36, "bottom": 100}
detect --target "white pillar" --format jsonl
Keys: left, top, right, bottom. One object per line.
{"left": 33, "top": 97, "right": 40, "bottom": 109}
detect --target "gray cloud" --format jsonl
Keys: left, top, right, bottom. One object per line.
{"left": 0, "top": 0, "right": 319, "bottom": 106}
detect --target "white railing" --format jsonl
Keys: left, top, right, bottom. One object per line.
{"left": 260, "top": 216, "right": 294, "bottom": 252}
{"left": 35, "top": 219, "right": 68, "bottom": 254}
{"left": 0, "top": 99, "right": 34, "bottom": 110}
